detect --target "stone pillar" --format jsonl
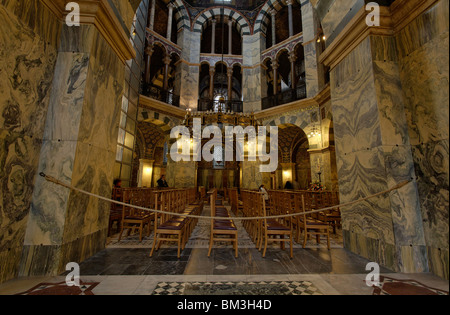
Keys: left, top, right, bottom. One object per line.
{"left": 272, "top": 60, "right": 279, "bottom": 95}
{"left": 211, "top": 19, "right": 217, "bottom": 54}
{"left": 21, "top": 23, "right": 125, "bottom": 277}
{"left": 209, "top": 67, "right": 215, "bottom": 100}
{"left": 286, "top": 0, "right": 294, "bottom": 38}
{"left": 331, "top": 35, "right": 428, "bottom": 274}
{"left": 144, "top": 45, "right": 154, "bottom": 84}
{"left": 148, "top": 0, "right": 156, "bottom": 30}
{"left": 289, "top": 50, "right": 297, "bottom": 89}
{"left": 138, "top": 159, "right": 155, "bottom": 188}
{"left": 270, "top": 10, "right": 276, "bottom": 46}
{"left": 242, "top": 33, "right": 264, "bottom": 112}
{"left": 177, "top": 28, "right": 201, "bottom": 110}
{"left": 227, "top": 67, "right": 233, "bottom": 101}
{"left": 300, "top": 1, "right": 321, "bottom": 97}
{"left": 166, "top": 3, "right": 174, "bottom": 40}
{"left": 228, "top": 20, "right": 233, "bottom": 55}
{"left": 163, "top": 54, "right": 171, "bottom": 91}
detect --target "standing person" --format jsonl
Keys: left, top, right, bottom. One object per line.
{"left": 157, "top": 175, "right": 169, "bottom": 188}
{"left": 259, "top": 184, "right": 269, "bottom": 201}
{"left": 284, "top": 181, "right": 293, "bottom": 190}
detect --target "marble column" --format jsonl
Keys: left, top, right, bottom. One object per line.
{"left": 272, "top": 60, "right": 279, "bottom": 95}
{"left": 163, "top": 55, "right": 171, "bottom": 91}
{"left": 228, "top": 20, "right": 233, "bottom": 55}
{"left": 211, "top": 19, "right": 217, "bottom": 54}
{"left": 166, "top": 3, "right": 174, "bottom": 41}
{"left": 144, "top": 45, "right": 154, "bottom": 84}
{"left": 270, "top": 10, "right": 276, "bottom": 47}
{"left": 21, "top": 24, "right": 125, "bottom": 277}
{"left": 148, "top": 0, "right": 156, "bottom": 30}
{"left": 289, "top": 51, "right": 297, "bottom": 89}
{"left": 177, "top": 29, "right": 201, "bottom": 110}
{"left": 331, "top": 35, "right": 428, "bottom": 274}
{"left": 286, "top": 0, "right": 294, "bottom": 38}
{"left": 209, "top": 67, "right": 215, "bottom": 100}
{"left": 227, "top": 67, "right": 233, "bottom": 101}
{"left": 300, "top": 1, "right": 321, "bottom": 97}
{"left": 242, "top": 33, "right": 264, "bottom": 112}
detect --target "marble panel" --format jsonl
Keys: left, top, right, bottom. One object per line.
{"left": 300, "top": 0, "right": 319, "bottom": 42}
{"left": 304, "top": 41, "right": 319, "bottom": 98}
{"left": 411, "top": 139, "right": 449, "bottom": 250}
{"left": 336, "top": 147, "right": 394, "bottom": 245}
{"left": 0, "top": 2, "right": 59, "bottom": 283}
{"left": 77, "top": 35, "right": 124, "bottom": 154}
{"left": 320, "top": 0, "right": 359, "bottom": 42}
{"left": 42, "top": 52, "right": 90, "bottom": 142}
{"left": 179, "top": 64, "right": 200, "bottom": 110}
{"left": 398, "top": 31, "right": 449, "bottom": 146}
{"left": 25, "top": 140, "right": 77, "bottom": 246}
{"left": 331, "top": 60, "right": 382, "bottom": 155}
{"left": 373, "top": 60, "right": 411, "bottom": 147}
{"left": 63, "top": 141, "right": 116, "bottom": 244}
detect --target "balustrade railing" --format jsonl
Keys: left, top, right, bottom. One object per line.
{"left": 141, "top": 83, "right": 180, "bottom": 107}
{"left": 262, "top": 84, "right": 307, "bottom": 110}
{"left": 197, "top": 99, "right": 244, "bottom": 113}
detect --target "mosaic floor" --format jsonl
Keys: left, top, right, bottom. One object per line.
{"left": 151, "top": 280, "right": 323, "bottom": 295}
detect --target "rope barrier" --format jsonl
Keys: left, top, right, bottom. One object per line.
{"left": 39, "top": 172, "right": 412, "bottom": 221}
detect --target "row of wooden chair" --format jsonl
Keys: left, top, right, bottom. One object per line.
{"left": 150, "top": 189, "right": 203, "bottom": 258}
{"left": 241, "top": 190, "right": 294, "bottom": 258}
{"left": 208, "top": 189, "right": 238, "bottom": 258}
{"left": 117, "top": 188, "right": 158, "bottom": 242}
{"left": 228, "top": 188, "right": 243, "bottom": 215}
{"left": 271, "top": 190, "right": 341, "bottom": 234}
{"left": 111, "top": 187, "right": 199, "bottom": 243}
{"left": 268, "top": 190, "right": 331, "bottom": 249}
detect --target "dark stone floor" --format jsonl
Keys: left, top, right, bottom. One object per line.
{"left": 78, "top": 246, "right": 394, "bottom": 276}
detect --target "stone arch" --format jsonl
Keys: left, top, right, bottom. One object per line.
{"left": 254, "top": 0, "right": 301, "bottom": 35}
{"left": 263, "top": 108, "right": 321, "bottom": 150}
{"left": 192, "top": 7, "right": 251, "bottom": 36}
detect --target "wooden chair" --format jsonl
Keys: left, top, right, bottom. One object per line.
{"left": 118, "top": 188, "right": 153, "bottom": 242}
{"left": 150, "top": 190, "right": 187, "bottom": 258}
{"left": 208, "top": 189, "right": 238, "bottom": 258}
{"left": 298, "top": 194, "right": 330, "bottom": 249}
{"left": 259, "top": 191, "right": 293, "bottom": 258}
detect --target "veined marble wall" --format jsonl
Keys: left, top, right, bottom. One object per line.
{"left": 329, "top": 3, "right": 448, "bottom": 275}
{"left": 0, "top": 1, "right": 60, "bottom": 283}
{"left": 20, "top": 21, "right": 125, "bottom": 276}
{"left": 396, "top": 0, "right": 449, "bottom": 279}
